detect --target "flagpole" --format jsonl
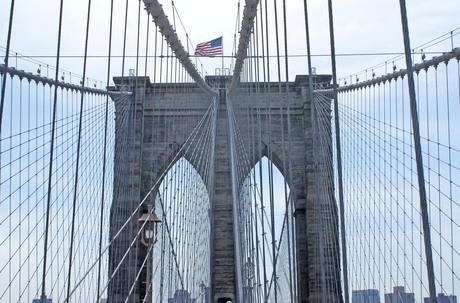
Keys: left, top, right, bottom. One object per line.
{"left": 219, "top": 36, "right": 224, "bottom": 89}
{"left": 221, "top": 36, "right": 224, "bottom": 81}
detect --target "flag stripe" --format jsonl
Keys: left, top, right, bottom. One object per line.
{"left": 195, "top": 37, "right": 223, "bottom": 57}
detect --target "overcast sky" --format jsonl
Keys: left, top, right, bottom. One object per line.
{"left": 1, "top": 2, "right": 459, "bottom": 301}
{"left": 1, "top": 0, "right": 459, "bottom": 85}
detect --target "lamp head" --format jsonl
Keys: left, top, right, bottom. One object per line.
{"left": 139, "top": 205, "right": 161, "bottom": 246}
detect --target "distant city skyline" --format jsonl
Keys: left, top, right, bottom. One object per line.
{"left": 352, "top": 289, "right": 380, "bottom": 303}
{"left": 384, "top": 286, "right": 415, "bottom": 303}
{"left": 424, "top": 293, "right": 457, "bottom": 303}
{"left": 31, "top": 295, "right": 52, "bottom": 303}
{"left": 352, "top": 287, "right": 459, "bottom": 303}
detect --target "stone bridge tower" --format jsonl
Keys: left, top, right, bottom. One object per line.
{"left": 108, "top": 74, "right": 342, "bottom": 303}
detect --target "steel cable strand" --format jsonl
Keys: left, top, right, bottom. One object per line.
{"left": 247, "top": 95, "right": 261, "bottom": 303}
{"left": 330, "top": 81, "right": 432, "bottom": 296}
{"left": 109, "top": 91, "right": 136, "bottom": 297}
{"left": 243, "top": 3, "right": 268, "bottom": 300}
{"left": 38, "top": 0, "right": 68, "bottom": 300}
{"left": 232, "top": 91, "right": 277, "bottom": 302}
{"left": 311, "top": 88, "right": 328, "bottom": 302}
{"left": 266, "top": 198, "right": 294, "bottom": 301}
{"left": 279, "top": 0, "right": 296, "bottom": 295}
{"left": 158, "top": 169, "right": 186, "bottom": 295}
{"left": 316, "top": 48, "right": 460, "bottom": 95}
{"left": 315, "top": 95, "right": 344, "bottom": 301}
{"left": 228, "top": 0, "right": 260, "bottom": 93}
{"left": 66, "top": 101, "right": 216, "bottom": 300}
{"left": 244, "top": 98, "right": 257, "bottom": 285}
{"left": 254, "top": 106, "right": 265, "bottom": 302}
{"left": 320, "top": 88, "right": 402, "bottom": 294}
{"left": 58, "top": 99, "right": 115, "bottom": 300}
{"left": 328, "top": 86, "right": 398, "bottom": 294}
{"left": 159, "top": 92, "right": 215, "bottom": 292}
{"left": 72, "top": 96, "right": 114, "bottom": 301}
{"left": 226, "top": 99, "right": 254, "bottom": 187}
{"left": 123, "top": 2, "right": 152, "bottom": 300}
{"left": 142, "top": 0, "right": 215, "bottom": 97}
{"left": 331, "top": 90, "right": 360, "bottom": 296}
{"left": 95, "top": 0, "right": 116, "bottom": 298}
{"left": 180, "top": 114, "right": 214, "bottom": 295}
{"left": 155, "top": 102, "right": 216, "bottom": 296}
{"left": 0, "top": 102, "right": 105, "bottom": 230}
{"left": 2, "top": 81, "right": 49, "bottom": 301}
{"left": 317, "top": 90, "right": 357, "bottom": 300}
{"left": 226, "top": 97, "right": 246, "bottom": 302}
{"left": 4, "top": 80, "right": 50, "bottom": 298}
{"left": 70, "top": 115, "right": 109, "bottom": 301}
{"left": 45, "top": 94, "right": 106, "bottom": 301}
{"left": 65, "top": 0, "right": 95, "bottom": 299}
{"left": 0, "top": 0, "right": 15, "bottom": 135}
{"left": 226, "top": 98, "right": 261, "bottom": 297}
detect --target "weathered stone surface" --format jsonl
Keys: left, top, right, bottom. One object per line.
{"left": 108, "top": 75, "right": 342, "bottom": 303}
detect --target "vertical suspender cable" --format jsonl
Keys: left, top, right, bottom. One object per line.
{"left": 1, "top": 18, "right": 15, "bottom": 302}
{"left": 134, "top": 2, "right": 147, "bottom": 298}
{"left": 121, "top": 0, "right": 129, "bottom": 78}
{"left": 136, "top": 0, "right": 142, "bottom": 77}
{"left": 228, "top": 97, "right": 244, "bottom": 303}
{"left": 41, "top": 0, "right": 65, "bottom": 300}
{"left": 326, "top": 0, "right": 348, "bottom": 302}
{"left": 398, "top": 1, "right": 437, "bottom": 303}
{"left": 302, "top": 2, "right": 316, "bottom": 302}
{"left": 258, "top": 127, "right": 268, "bottom": 303}
{"left": 259, "top": 2, "right": 269, "bottom": 300}
{"left": 268, "top": 147, "right": 277, "bottom": 302}
{"left": 96, "top": 0, "right": 115, "bottom": 300}
{"left": 158, "top": 33, "right": 166, "bottom": 301}
{"left": 144, "top": 13, "right": 151, "bottom": 77}
{"left": 153, "top": 25, "right": 158, "bottom": 84}
{"left": 66, "top": 0, "right": 93, "bottom": 300}
{"left": 128, "top": 9, "right": 137, "bottom": 297}
{"left": 280, "top": 0, "right": 295, "bottom": 300}
{"left": 264, "top": 0, "right": 270, "bottom": 84}
{"left": 258, "top": 0, "right": 266, "bottom": 90}
{"left": 312, "top": 79, "right": 327, "bottom": 301}
{"left": 0, "top": 0, "right": 15, "bottom": 134}
{"left": 252, "top": 116, "right": 261, "bottom": 303}
{"left": 249, "top": 24, "right": 261, "bottom": 303}
{"left": 271, "top": 1, "right": 282, "bottom": 301}
{"left": 273, "top": 0, "right": 282, "bottom": 88}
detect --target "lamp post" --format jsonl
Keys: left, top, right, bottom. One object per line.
{"left": 245, "top": 257, "right": 254, "bottom": 303}
{"left": 199, "top": 281, "right": 206, "bottom": 303}
{"left": 138, "top": 204, "right": 161, "bottom": 303}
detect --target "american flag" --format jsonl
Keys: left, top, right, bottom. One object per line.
{"left": 194, "top": 36, "right": 223, "bottom": 57}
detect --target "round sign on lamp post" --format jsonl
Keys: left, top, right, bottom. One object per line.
{"left": 139, "top": 205, "right": 161, "bottom": 303}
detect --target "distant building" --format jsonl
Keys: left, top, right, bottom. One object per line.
{"left": 352, "top": 289, "right": 380, "bottom": 303}
{"left": 385, "top": 286, "right": 415, "bottom": 303}
{"left": 32, "top": 295, "right": 52, "bottom": 303}
{"left": 168, "top": 289, "right": 196, "bottom": 303}
{"left": 423, "top": 293, "right": 457, "bottom": 303}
